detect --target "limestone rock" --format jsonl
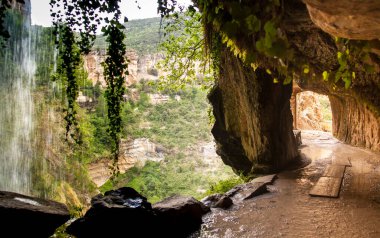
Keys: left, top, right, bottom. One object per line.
{"left": 209, "top": 56, "right": 299, "bottom": 174}
{"left": 225, "top": 174, "right": 277, "bottom": 201}
{"left": 88, "top": 138, "right": 165, "bottom": 187}
{"left": 0, "top": 191, "right": 70, "bottom": 238}
{"left": 295, "top": 91, "right": 332, "bottom": 132}
{"left": 84, "top": 49, "right": 163, "bottom": 87}
{"left": 201, "top": 193, "right": 233, "bottom": 209}
{"left": 67, "top": 189, "right": 210, "bottom": 238}
{"left": 153, "top": 195, "right": 210, "bottom": 236}
{"left": 330, "top": 95, "right": 380, "bottom": 151}
{"left": 294, "top": 130, "right": 302, "bottom": 146}
{"left": 66, "top": 187, "right": 156, "bottom": 238}
{"left": 303, "top": 0, "right": 380, "bottom": 40}
{"left": 148, "top": 93, "right": 170, "bottom": 105}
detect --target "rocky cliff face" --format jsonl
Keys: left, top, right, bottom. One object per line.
{"left": 88, "top": 138, "right": 164, "bottom": 187}
{"left": 292, "top": 91, "right": 332, "bottom": 132}
{"left": 303, "top": 0, "right": 380, "bottom": 40}
{"left": 207, "top": 0, "right": 380, "bottom": 175}
{"left": 84, "top": 49, "right": 162, "bottom": 87}
{"left": 209, "top": 49, "right": 298, "bottom": 174}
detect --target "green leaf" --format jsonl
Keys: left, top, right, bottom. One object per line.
{"left": 283, "top": 75, "right": 292, "bottom": 85}
{"left": 337, "top": 52, "right": 343, "bottom": 60}
{"left": 264, "top": 21, "right": 277, "bottom": 37}
{"left": 344, "top": 79, "right": 351, "bottom": 89}
{"left": 322, "top": 71, "right": 329, "bottom": 81}
{"left": 303, "top": 66, "right": 309, "bottom": 74}
{"left": 255, "top": 39, "right": 265, "bottom": 52}
{"left": 245, "top": 15, "right": 261, "bottom": 33}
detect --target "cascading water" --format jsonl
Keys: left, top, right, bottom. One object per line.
{"left": 0, "top": 0, "right": 35, "bottom": 194}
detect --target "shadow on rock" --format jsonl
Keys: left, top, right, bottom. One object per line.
{"left": 67, "top": 187, "right": 210, "bottom": 238}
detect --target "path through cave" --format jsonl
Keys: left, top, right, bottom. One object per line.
{"left": 292, "top": 90, "right": 332, "bottom": 133}
{"left": 199, "top": 130, "right": 380, "bottom": 237}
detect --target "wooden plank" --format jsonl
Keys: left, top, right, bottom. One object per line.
{"left": 309, "top": 177, "right": 343, "bottom": 198}
{"left": 322, "top": 165, "right": 346, "bottom": 178}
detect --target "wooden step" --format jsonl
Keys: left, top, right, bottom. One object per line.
{"left": 322, "top": 165, "right": 346, "bottom": 178}
{"left": 310, "top": 164, "right": 347, "bottom": 198}
{"left": 309, "top": 177, "right": 344, "bottom": 198}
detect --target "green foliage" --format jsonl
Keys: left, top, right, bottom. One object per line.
{"left": 94, "top": 17, "right": 162, "bottom": 55}
{"left": 101, "top": 157, "right": 238, "bottom": 203}
{"left": 205, "top": 177, "right": 245, "bottom": 196}
{"left": 122, "top": 83, "right": 211, "bottom": 149}
{"left": 54, "top": 25, "right": 82, "bottom": 143}
{"left": 51, "top": 0, "right": 130, "bottom": 167}
{"left": 329, "top": 38, "right": 375, "bottom": 89}
{"left": 0, "top": 0, "right": 25, "bottom": 47}
{"left": 102, "top": 19, "right": 128, "bottom": 167}
{"left": 157, "top": 10, "right": 214, "bottom": 90}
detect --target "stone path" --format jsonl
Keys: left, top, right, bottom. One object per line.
{"left": 199, "top": 130, "right": 380, "bottom": 238}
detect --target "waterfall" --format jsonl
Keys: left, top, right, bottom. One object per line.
{"left": 0, "top": 0, "right": 35, "bottom": 194}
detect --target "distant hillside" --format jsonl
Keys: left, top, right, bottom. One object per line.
{"left": 93, "top": 17, "right": 163, "bottom": 55}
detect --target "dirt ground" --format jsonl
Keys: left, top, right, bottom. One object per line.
{"left": 199, "top": 130, "right": 380, "bottom": 238}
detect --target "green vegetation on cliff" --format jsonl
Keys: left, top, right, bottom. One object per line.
{"left": 93, "top": 17, "right": 162, "bottom": 55}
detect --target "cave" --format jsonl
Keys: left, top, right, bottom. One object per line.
{"left": 208, "top": 0, "right": 380, "bottom": 175}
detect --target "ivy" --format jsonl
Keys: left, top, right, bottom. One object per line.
{"left": 326, "top": 38, "right": 376, "bottom": 89}
{"left": 47, "top": 0, "right": 178, "bottom": 169}
{"left": 102, "top": 19, "right": 128, "bottom": 172}
{"left": 55, "top": 24, "right": 82, "bottom": 143}
{"left": 49, "top": 0, "right": 129, "bottom": 167}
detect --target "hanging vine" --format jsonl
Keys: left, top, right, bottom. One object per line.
{"left": 101, "top": 2, "right": 128, "bottom": 173}
{"left": 48, "top": 0, "right": 178, "bottom": 168}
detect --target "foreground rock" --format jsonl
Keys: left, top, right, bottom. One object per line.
{"left": 67, "top": 187, "right": 156, "bottom": 237}
{"left": 153, "top": 195, "right": 210, "bottom": 236}
{"left": 201, "top": 194, "right": 233, "bottom": 209}
{"left": 0, "top": 191, "right": 70, "bottom": 237}
{"left": 67, "top": 188, "right": 209, "bottom": 237}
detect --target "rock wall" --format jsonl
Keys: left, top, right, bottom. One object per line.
{"left": 84, "top": 49, "right": 162, "bottom": 87}
{"left": 206, "top": 0, "right": 380, "bottom": 175}
{"left": 330, "top": 95, "right": 380, "bottom": 150}
{"left": 293, "top": 91, "right": 332, "bottom": 132}
{"left": 286, "top": 1, "right": 380, "bottom": 151}
{"left": 209, "top": 48, "right": 299, "bottom": 175}
{"left": 303, "top": 0, "right": 380, "bottom": 40}
{"left": 88, "top": 138, "right": 164, "bottom": 187}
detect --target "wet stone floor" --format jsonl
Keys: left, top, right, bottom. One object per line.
{"left": 198, "top": 130, "right": 380, "bottom": 238}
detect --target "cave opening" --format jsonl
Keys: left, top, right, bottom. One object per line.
{"left": 291, "top": 91, "right": 332, "bottom": 133}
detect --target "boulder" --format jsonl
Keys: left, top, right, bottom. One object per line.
{"left": 0, "top": 191, "right": 70, "bottom": 238}
{"left": 153, "top": 195, "right": 210, "bottom": 237}
{"left": 67, "top": 188, "right": 210, "bottom": 238}
{"left": 226, "top": 174, "right": 277, "bottom": 201}
{"left": 66, "top": 187, "right": 157, "bottom": 238}
{"left": 201, "top": 193, "right": 233, "bottom": 209}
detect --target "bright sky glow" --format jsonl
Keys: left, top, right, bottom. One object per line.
{"left": 31, "top": 0, "right": 192, "bottom": 27}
